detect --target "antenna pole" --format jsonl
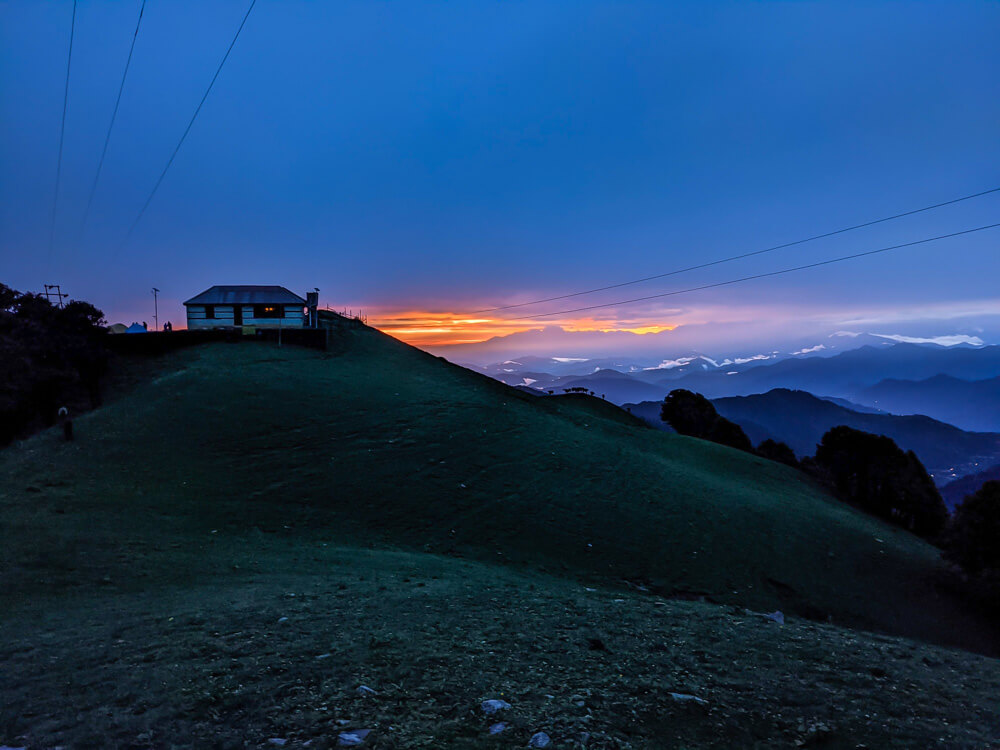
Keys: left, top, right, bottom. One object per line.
{"left": 43, "top": 284, "right": 68, "bottom": 308}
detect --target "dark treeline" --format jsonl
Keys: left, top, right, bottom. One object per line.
{"left": 0, "top": 283, "right": 108, "bottom": 445}
{"left": 809, "top": 426, "right": 947, "bottom": 537}
{"left": 662, "top": 389, "right": 948, "bottom": 537}
{"left": 944, "top": 480, "right": 1000, "bottom": 612}
{"left": 661, "top": 389, "right": 754, "bottom": 453}
{"left": 662, "top": 388, "right": 1000, "bottom": 605}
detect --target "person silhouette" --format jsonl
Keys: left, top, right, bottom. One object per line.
{"left": 57, "top": 406, "right": 73, "bottom": 441}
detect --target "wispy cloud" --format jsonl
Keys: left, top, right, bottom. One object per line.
{"left": 871, "top": 334, "right": 984, "bottom": 347}
{"left": 833, "top": 299, "right": 1000, "bottom": 326}
{"left": 370, "top": 309, "right": 680, "bottom": 346}
{"left": 367, "top": 297, "right": 1000, "bottom": 348}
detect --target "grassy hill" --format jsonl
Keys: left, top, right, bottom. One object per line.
{"left": 2, "top": 327, "right": 999, "bottom": 746}
{"left": 3, "top": 326, "right": 993, "bottom": 645}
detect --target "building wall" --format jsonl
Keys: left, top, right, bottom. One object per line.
{"left": 243, "top": 305, "right": 305, "bottom": 327}
{"left": 186, "top": 304, "right": 234, "bottom": 330}
{"left": 186, "top": 304, "right": 305, "bottom": 329}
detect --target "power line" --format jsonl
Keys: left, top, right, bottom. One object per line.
{"left": 508, "top": 222, "right": 1000, "bottom": 321}
{"left": 47, "top": 0, "right": 77, "bottom": 259}
{"left": 474, "top": 186, "right": 1000, "bottom": 314}
{"left": 119, "top": 0, "right": 256, "bottom": 248}
{"left": 80, "top": 0, "right": 147, "bottom": 236}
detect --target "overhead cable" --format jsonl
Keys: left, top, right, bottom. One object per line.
{"left": 80, "top": 0, "right": 148, "bottom": 236}
{"left": 509, "top": 222, "right": 1000, "bottom": 320}
{"left": 475, "top": 187, "right": 1000, "bottom": 313}
{"left": 118, "top": 0, "right": 257, "bottom": 249}
{"left": 47, "top": 0, "right": 78, "bottom": 259}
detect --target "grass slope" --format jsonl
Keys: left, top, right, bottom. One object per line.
{"left": 2, "top": 328, "right": 993, "bottom": 653}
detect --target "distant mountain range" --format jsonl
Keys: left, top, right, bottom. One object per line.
{"left": 644, "top": 343, "right": 1000, "bottom": 403}
{"left": 859, "top": 375, "right": 1000, "bottom": 432}
{"left": 432, "top": 323, "right": 992, "bottom": 366}
{"left": 471, "top": 342, "right": 1000, "bottom": 431}
{"left": 625, "top": 388, "right": 1000, "bottom": 487}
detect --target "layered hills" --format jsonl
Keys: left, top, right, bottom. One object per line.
{"left": 708, "top": 389, "right": 1000, "bottom": 486}
{"left": 859, "top": 374, "right": 1000, "bottom": 433}
{"left": 481, "top": 343, "right": 1000, "bottom": 432}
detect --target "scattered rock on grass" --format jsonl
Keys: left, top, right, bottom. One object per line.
{"left": 267, "top": 740, "right": 288, "bottom": 747}
{"left": 481, "top": 698, "right": 511, "bottom": 714}
{"left": 528, "top": 731, "right": 552, "bottom": 747}
{"left": 669, "top": 692, "right": 708, "bottom": 705}
{"left": 337, "top": 728, "right": 371, "bottom": 746}
{"left": 744, "top": 608, "right": 785, "bottom": 625}
{"left": 356, "top": 684, "right": 378, "bottom": 697}
{"left": 489, "top": 722, "right": 510, "bottom": 734}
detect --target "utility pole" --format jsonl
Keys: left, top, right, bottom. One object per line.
{"left": 152, "top": 287, "right": 159, "bottom": 331}
{"left": 43, "top": 284, "right": 68, "bottom": 308}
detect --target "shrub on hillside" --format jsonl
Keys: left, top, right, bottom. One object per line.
{"left": 813, "top": 425, "right": 948, "bottom": 538}
{"left": 945, "top": 481, "right": 1000, "bottom": 577}
{"left": 0, "top": 283, "right": 108, "bottom": 445}
{"left": 661, "top": 389, "right": 754, "bottom": 453}
{"left": 757, "top": 438, "right": 799, "bottom": 467}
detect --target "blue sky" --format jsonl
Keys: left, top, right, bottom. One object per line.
{"left": 1, "top": 1, "right": 998, "bottom": 349}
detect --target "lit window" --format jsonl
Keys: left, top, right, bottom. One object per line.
{"left": 254, "top": 304, "right": 282, "bottom": 318}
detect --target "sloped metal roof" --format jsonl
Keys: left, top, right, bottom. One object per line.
{"left": 183, "top": 285, "right": 306, "bottom": 306}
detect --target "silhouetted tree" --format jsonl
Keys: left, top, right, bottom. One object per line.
{"left": 661, "top": 389, "right": 753, "bottom": 453}
{"left": 813, "top": 425, "right": 947, "bottom": 538}
{"left": 710, "top": 417, "right": 755, "bottom": 452}
{"left": 757, "top": 438, "right": 799, "bottom": 467}
{"left": 661, "top": 389, "right": 718, "bottom": 437}
{"left": 945, "top": 481, "right": 1000, "bottom": 578}
{"left": 0, "top": 283, "right": 107, "bottom": 444}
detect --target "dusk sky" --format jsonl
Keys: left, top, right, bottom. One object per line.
{"left": 2, "top": 1, "right": 998, "bottom": 354}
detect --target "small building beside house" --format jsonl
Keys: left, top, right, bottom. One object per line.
{"left": 184, "top": 285, "right": 307, "bottom": 330}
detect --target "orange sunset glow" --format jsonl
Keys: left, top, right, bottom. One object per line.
{"left": 370, "top": 310, "right": 677, "bottom": 347}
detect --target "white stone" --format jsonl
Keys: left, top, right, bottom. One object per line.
{"left": 529, "top": 732, "right": 552, "bottom": 747}
{"left": 481, "top": 698, "right": 511, "bottom": 714}
{"left": 337, "top": 729, "right": 371, "bottom": 746}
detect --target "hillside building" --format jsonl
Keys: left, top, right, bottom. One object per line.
{"left": 184, "top": 285, "right": 309, "bottom": 330}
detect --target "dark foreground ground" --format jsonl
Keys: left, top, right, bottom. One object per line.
{"left": 3, "top": 540, "right": 999, "bottom": 749}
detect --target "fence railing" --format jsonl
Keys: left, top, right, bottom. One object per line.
{"left": 105, "top": 326, "right": 337, "bottom": 355}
